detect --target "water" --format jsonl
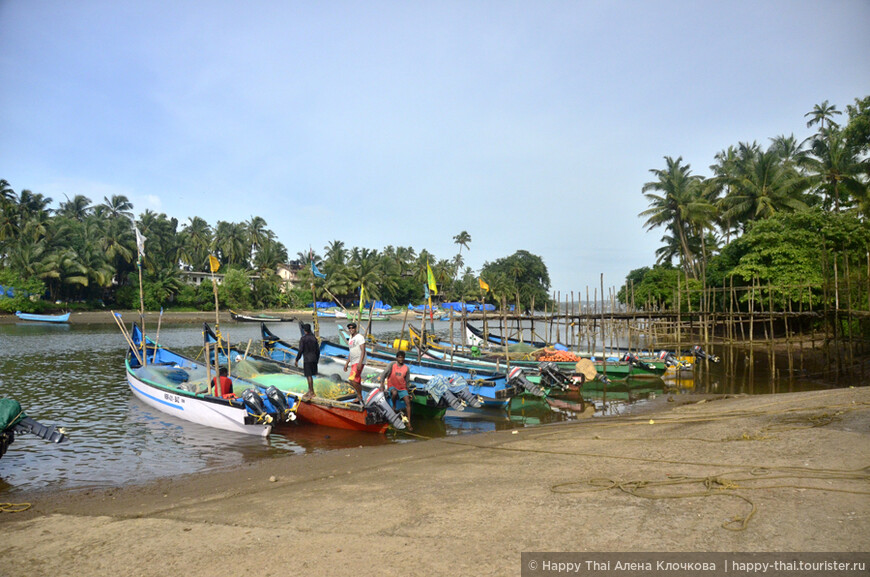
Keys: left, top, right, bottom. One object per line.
{"left": 1, "top": 316, "right": 838, "bottom": 496}
{"left": 0, "top": 318, "right": 577, "bottom": 496}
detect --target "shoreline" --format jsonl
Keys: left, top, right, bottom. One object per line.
{"left": 4, "top": 387, "right": 868, "bottom": 576}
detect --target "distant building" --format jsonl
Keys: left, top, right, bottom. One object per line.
{"left": 276, "top": 262, "right": 302, "bottom": 292}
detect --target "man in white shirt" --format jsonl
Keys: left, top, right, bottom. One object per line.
{"left": 344, "top": 323, "right": 367, "bottom": 404}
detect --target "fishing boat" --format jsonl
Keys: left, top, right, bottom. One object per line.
{"left": 251, "top": 324, "right": 480, "bottom": 417}
{"left": 402, "top": 325, "right": 658, "bottom": 380}
{"left": 125, "top": 324, "right": 299, "bottom": 436}
{"left": 0, "top": 398, "right": 67, "bottom": 462}
{"left": 229, "top": 310, "right": 295, "bottom": 323}
{"left": 14, "top": 311, "right": 71, "bottom": 323}
{"left": 261, "top": 323, "right": 523, "bottom": 409}
{"left": 203, "top": 324, "right": 404, "bottom": 432}
{"left": 465, "top": 322, "right": 566, "bottom": 350}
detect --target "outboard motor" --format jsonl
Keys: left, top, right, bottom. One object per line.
{"left": 426, "top": 375, "right": 464, "bottom": 411}
{"left": 622, "top": 352, "right": 656, "bottom": 370}
{"left": 538, "top": 361, "right": 576, "bottom": 392}
{"left": 364, "top": 388, "right": 406, "bottom": 430}
{"left": 446, "top": 375, "right": 482, "bottom": 408}
{"left": 693, "top": 345, "right": 720, "bottom": 363}
{"left": 241, "top": 388, "right": 273, "bottom": 424}
{"left": 507, "top": 367, "right": 546, "bottom": 397}
{"left": 265, "top": 386, "right": 296, "bottom": 422}
{"left": 12, "top": 417, "right": 68, "bottom": 443}
{"left": 658, "top": 350, "right": 679, "bottom": 367}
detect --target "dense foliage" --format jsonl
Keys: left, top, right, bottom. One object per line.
{"left": 0, "top": 185, "right": 552, "bottom": 313}
{"left": 627, "top": 95, "right": 870, "bottom": 313}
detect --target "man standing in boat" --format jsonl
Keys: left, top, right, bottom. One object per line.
{"left": 344, "top": 322, "right": 366, "bottom": 404}
{"left": 378, "top": 350, "right": 412, "bottom": 430}
{"left": 295, "top": 323, "right": 319, "bottom": 401}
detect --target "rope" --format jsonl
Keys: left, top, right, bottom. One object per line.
{"left": 415, "top": 395, "right": 870, "bottom": 532}
{"left": 1, "top": 502, "right": 32, "bottom": 513}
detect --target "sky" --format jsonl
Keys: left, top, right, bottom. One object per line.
{"left": 1, "top": 1, "right": 868, "bottom": 296}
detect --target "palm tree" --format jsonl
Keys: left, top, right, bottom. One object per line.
{"left": 323, "top": 240, "right": 348, "bottom": 265}
{"left": 640, "top": 156, "right": 706, "bottom": 279}
{"left": 179, "top": 217, "right": 213, "bottom": 270}
{"left": 718, "top": 143, "right": 808, "bottom": 230}
{"left": 56, "top": 195, "right": 93, "bottom": 221}
{"left": 97, "top": 195, "right": 134, "bottom": 221}
{"left": 245, "top": 216, "right": 269, "bottom": 263}
{"left": 453, "top": 231, "right": 471, "bottom": 255}
{"left": 805, "top": 100, "right": 842, "bottom": 132}
{"left": 213, "top": 221, "right": 247, "bottom": 267}
{"left": 802, "top": 127, "right": 865, "bottom": 212}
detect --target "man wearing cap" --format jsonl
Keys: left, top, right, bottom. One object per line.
{"left": 344, "top": 322, "right": 366, "bottom": 404}
{"left": 295, "top": 323, "right": 319, "bottom": 400}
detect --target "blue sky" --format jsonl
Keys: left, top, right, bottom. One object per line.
{"left": 1, "top": 1, "right": 868, "bottom": 295}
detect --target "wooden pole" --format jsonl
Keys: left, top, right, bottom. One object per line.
{"left": 111, "top": 311, "right": 143, "bottom": 365}
{"left": 137, "top": 257, "right": 146, "bottom": 366}
{"left": 205, "top": 341, "right": 213, "bottom": 396}
{"left": 151, "top": 308, "right": 164, "bottom": 363}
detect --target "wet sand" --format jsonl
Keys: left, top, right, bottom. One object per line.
{"left": 3, "top": 386, "right": 868, "bottom": 577}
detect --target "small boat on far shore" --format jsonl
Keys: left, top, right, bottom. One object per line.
{"left": 230, "top": 310, "right": 295, "bottom": 323}
{"left": 14, "top": 311, "right": 71, "bottom": 323}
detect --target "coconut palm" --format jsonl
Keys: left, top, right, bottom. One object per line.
{"left": 805, "top": 100, "right": 842, "bottom": 132}
{"left": 718, "top": 143, "right": 808, "bottom": 231}
{"left": 97, "top": 195, "right": 134, "bottom": 221}
{"left": 179, "top": 217, "right": 213, "bottom": 271}
{"left": 56, "top": 195, "right": 93, "bottom": 221}
{"left": 802, "top": 127, "right": 865, "bottom": 212}
{"left": 640, "top": 156, "right": 706, "bottom": 279}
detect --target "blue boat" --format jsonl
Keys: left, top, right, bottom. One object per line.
{"left": 15, "top": 311, "right": 71, "bottom": 323}
{"left": 260, "top": 323, "right": 520, "bottom": 409}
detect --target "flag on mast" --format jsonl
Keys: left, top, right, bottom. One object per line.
{"left": 426, "top": 261, "right": 438, "bottom": 295}
{"left": 209, "top": 255, "right": 220, "bottom": 273}
{"left": 479, "top": 278, "right": 490, "bottom": 292}
{"left": 358, "top": 285, "right": 365, "bottom": 315}
{"left": 311, "top": 261, "right": 326, "bottom": 279}
{"left": 133, "top": 226, "right": 146, "bottom": 260}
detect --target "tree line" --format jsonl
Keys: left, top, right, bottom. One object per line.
{"left": 0, "top": 185, "right": 552, "bottom": 313}
{"left": 624, "top": 96, "right": 870, "bottom": 313}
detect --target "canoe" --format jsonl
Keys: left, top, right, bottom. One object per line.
{"left": 465, "top": 322, "right": 566, "bottom": 350}
{"left": 127, "top": 324, "right": 298, "bottom": 436}
{"left": 250, "top": 324, "right": 479, "bottom": 418}
{"left": 203, "top": 324, "right": 403, "bottom": 432}
{"left": 230, "top": 310, "right": 295, "bottom": 322}
{"left": 14, "top": 311, "right": 70, "bottom": 323}
{"left": 261, "top": 323, "right": 518, "bottom": 409}
{"left": 0, "top": 398, "right": 67, "bottom": 461}
{"left": 406, "top": 325, "right": 652, "bottom": 380}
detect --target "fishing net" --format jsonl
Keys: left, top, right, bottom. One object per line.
{"left": 0, "top": 398, "right": 25, "bottom": 430}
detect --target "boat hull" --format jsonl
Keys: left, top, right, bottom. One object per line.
{"left": 14, "top": 311, "right": 70, "bottom": 323}
{"left": 125, "top": 366, "right": 272, "bottom": 436}
{"left": 294, "top": 398, "right": 388, "bottom": 433}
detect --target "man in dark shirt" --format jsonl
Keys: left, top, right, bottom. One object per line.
{"left": 295, "top": 323, "right": 320, "bottom": 400}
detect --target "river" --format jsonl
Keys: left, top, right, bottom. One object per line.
{"left": 0, "top": 316, "right": 834, "bottom": 496}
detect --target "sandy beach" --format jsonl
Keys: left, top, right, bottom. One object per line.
{"left": 2, "top": 386, "right": 868, "bottom": 577}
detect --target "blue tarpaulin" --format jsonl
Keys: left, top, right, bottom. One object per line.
{"left": 309, "top": 301, "right": 337, "bottom": 308}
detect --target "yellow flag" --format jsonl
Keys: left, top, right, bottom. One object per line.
{"left": 209, "top": 255, "right": 220, "bottom": 273}
{"left": 427, "top": 261, "right": 438, "bottom": 296}
{"left": 359, "top": 284, "right": 365, "bottom": 314}
{"left": 479, "top": 278, "right": 490, "bottom": 292}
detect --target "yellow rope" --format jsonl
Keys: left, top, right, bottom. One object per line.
{"left": 1, "top": 502, "right": 32, "bottom": 513}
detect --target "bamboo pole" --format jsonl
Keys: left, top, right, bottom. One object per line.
{"left": 111, "top": 311, "right": 143, "bottom": 365}
{"left": 151, "top": 308, "right": 164, "bottom": 364}
{"left": 205, "top": 341, "right": 213, "bottom": 396}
